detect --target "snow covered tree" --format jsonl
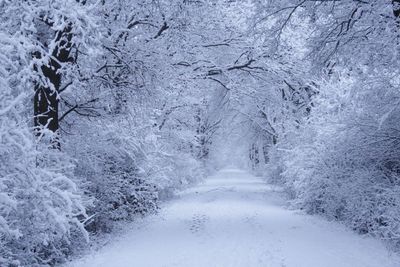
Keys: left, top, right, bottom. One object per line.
{"left": 250, "top": 0, "right": 400, "bottom": 248}
{"left": 0, "top": 3, "right": 90, "bottom": 264}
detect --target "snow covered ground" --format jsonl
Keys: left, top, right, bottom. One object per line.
{"left": 66, "top": 169, "right": 400, "bottom": 267}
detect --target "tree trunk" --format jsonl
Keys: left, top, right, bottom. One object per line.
{"left": 33, "top": 25, "right": 73, "bottom": 148}
{"left": 394, "top": 0, "right": 400, "bottom": 18}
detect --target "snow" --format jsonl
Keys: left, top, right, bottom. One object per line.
{"left": 66, "top": 169, "right": 400, "bottom": 267}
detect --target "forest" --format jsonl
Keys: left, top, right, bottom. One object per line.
{"left": 1, "top": 0, "right": 400, "bottom": 266}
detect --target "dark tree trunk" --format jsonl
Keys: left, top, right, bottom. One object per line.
{"left": 33, "top": 25, "right": 73, "bottom": 148}
{"left": 394, "top": 0, "right": 400, "bottom": 18}
{"left": 249, "top": 143, "right": 259, "bottom": 170}
{"left": 34, "top": 77, "right": 60, "bottom": 133}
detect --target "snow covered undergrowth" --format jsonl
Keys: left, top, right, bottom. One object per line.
{"left": 65, "top": 169, "right": 400, "bottom": 267}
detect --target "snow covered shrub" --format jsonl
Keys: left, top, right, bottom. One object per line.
{"left": 0, "top": 32, "right": 88, "bottom": 266}
{"left": 67, "top": 108, "right": 203, "bottom": 233}
{"left": 251, "top": 0, "right": 400, "bottom": 248}
{"left": 146, "top": 117, "right": 205, "bottom": 198}
{"left": 279, "top": 73, "right": 400, "bottom": 247}
{"left": 83, "top": 154, "right": 159, "bottom": 233}
{"left": 65, "top": 114, "right": 160, "bottom": 233}
{"left": 147, "top": 150, "right": 204, "bottom": 201}
{"left": 2, "top": 144, "right": 88, "bottom": 266}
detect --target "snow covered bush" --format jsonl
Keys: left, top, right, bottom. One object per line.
{"left": 277, "top": 73, "right": 400, "bottom": 247}
{"left": 67, "top": 114, "right": 160, "bottom": 233}
{"left": 246, "top": 0, "right": 400, "bottom": 248}
{"left": 0, "top": 27, "right": 88, "bottom": 267}
{"left": 64, "top": 95, "right": 205, "bottom": 232}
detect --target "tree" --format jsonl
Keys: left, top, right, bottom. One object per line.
{"left": 250, "top": 0, "right": 400, "bottom": 248}
{"left": 22, "top": 0, "right": 98, "bottom": 147}
{"left": 0, "top": 6, "right": 89, "bottom": 264}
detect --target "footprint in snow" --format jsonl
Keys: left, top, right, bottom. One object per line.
{"left": 189, "top": 214, "right": 209, "bottom": 234}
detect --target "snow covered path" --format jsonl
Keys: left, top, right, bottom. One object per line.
{"left": 67, "top": 169, "right": 400, "bottom": 267}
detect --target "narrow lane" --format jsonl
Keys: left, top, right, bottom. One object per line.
{"left": 67, "top": 169, "right": 400, "bottom": 267}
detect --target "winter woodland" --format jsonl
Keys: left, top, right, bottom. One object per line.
{"left": 1, "top": 0, "right": 400, "bottom": 266}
